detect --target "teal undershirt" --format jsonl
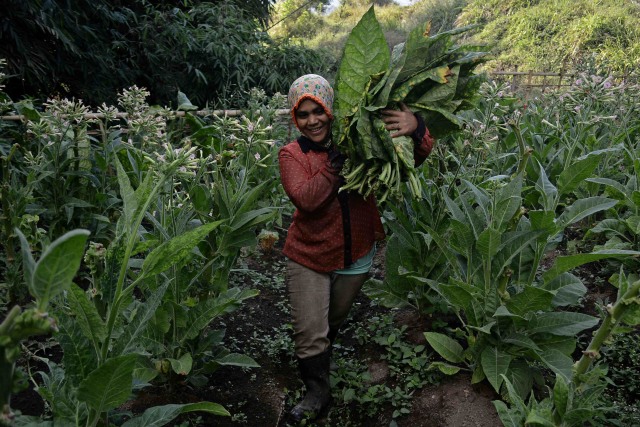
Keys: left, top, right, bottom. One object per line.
{"left": 333, "top": 244, "right": 376, "bottom": 275}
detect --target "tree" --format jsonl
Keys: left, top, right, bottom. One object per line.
{"left": 0, "top": 0, "right": 327, "bottom": 107}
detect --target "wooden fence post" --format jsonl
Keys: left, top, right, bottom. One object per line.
{"left": 525, "top": 70, "right": 533, "bottom": 99}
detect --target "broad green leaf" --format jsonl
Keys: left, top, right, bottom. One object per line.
{"left": 67, "top": 284, "right": 106, "bottom": 347}
{"left": 16, "top": 229, "right": 35, "bottom": 289}
{"left": 143, "top": 221, "right": 223, "bottom": 277}
{"left": 529, "top": 312, "right": 598, "bottom": 336}
{"left": 469, "top": 321, "right": 496, "bottom": 335}
{"left": 493, "top": 230, "right": 545, "bottom": 277}
{"left": 506, "top": 287, "right": 555, "bottom": 316}
{"left": 528, "top": 210, "right": 555, "bottom": 233}
{"left": 438, "top": 283, "right": 477, "bottom": 310}
{"left": 535, "top": 162, "right": 557, "bottom": 212}
{"left": 32, "top": 229, "right": 90, "bottom": 310}
{"left": 334, "top": 6, "right": 390, "bottom": 124}
{"left": 182, "top": 288, "right": 258, "bottom": 341}
{"left": 553, "top": 374, "right": 570, "bottom": 418}
{"left": 555, "top": 197, "right": 618, "bottom": 230}
{"left": 492, "top": 306, "right": 524, "bottom": 319}
{"left": 585, "top": 177, "right": 627, "bottom": 201}
{"left": 462, "top": 179, "right": 491, "bottom": 221}
{"left": 493, "top": 179, "right": 523, "bottom": 231}
{"left": 177, "top": 91, "right": 198, "bottom": 111}
{"left": 481, "top": 347, "right": 512, "bottom": 393}
{"left": 543, "top": 250, "right": 640, "bottom": 283}
{"left": 537, "top": 336, "right": 577, "bottom": 356}
{"left": 505, "top": 359, "right": 534, "bottom": 399}
{"left": 78, "top": 354, "right": 137, "bottom": 413}
{"left": 427, "top": 361, "right": 461, "bottom": 375}
{"left": 558, "top": 155, "right": 600, "bottom": 196}
{"left": 363, "top": 278, "right": 412, "bottom": 309}
{"left": 57, "top": 315, "right": 97, "bottom": 387}
{"left": 493, "top": 400, "right": 523, "bottom": 427}
{"left": 500, "top": 374, "right": 527, "bottom": 415}
{"left": 535, "top": 348, "right": 573, "bottom": 381}
{"left": 115, "top": 156, "right": 137, "bottom": 230}
{"left": 424, "top": 332, "right": 464, "bottom": 363}
{"left": 477, "top": 227, "right": 501, "bottom": 258}
{"left": 121, "top": 402, "right": 229, "bottom": 427}
{"left": 542, "top": 273, "right": 587, "bottom": 307}
{"left": 524, "top": 410, "right": 556, "bottom": 427}
{"left": 168, "top": 353, "right": 193, "bottom": 376}
{"left": 216, "top": 354, "right": 260, "bottom": 368}
{"left": 114, "top": 280, "right": 170, "bottom": 355}
{"left": 502, "top": 333, "right": 542, "bottom": 352}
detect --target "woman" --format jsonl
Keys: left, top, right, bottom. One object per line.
{"left": 279, "top": 74, "right": 434, "bottom": 422}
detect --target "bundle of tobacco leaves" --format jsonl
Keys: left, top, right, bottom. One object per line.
{"left": 332, "top": 6, "right": 490, "bottom": 202}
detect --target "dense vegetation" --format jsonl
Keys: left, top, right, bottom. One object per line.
{"left": 0, "top": 0, "right": 329, "bottom": 107}
{"left": 1, "top": 1, "right": 640, "bottom": 426}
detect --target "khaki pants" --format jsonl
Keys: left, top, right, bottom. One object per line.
{"left": 286, "top": 259, "right": 368, "bottom": 359}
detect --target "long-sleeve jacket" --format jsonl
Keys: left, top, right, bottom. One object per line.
{"left": 279, "top": 123, "right": 434, "bottom": 273}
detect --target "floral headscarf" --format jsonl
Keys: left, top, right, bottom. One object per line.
{"left": 288, "top": 74, "right": 334, "bottom": 128}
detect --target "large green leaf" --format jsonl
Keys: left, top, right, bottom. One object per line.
{"left": 424, "top": 332, "right": 464, "bottom": 363}
{"left": 168, "top": 353, "right": 193, "bottom": 376}
{"left": 555, "top": 197, "right": 618, "bottom": 230}
{"left": 334, "top": 6, "right": 390, "bottom": 124}
{"left": 543, "top": 250, "right": 640, "bottom": 283}
{"left": 505, "top": 286, "right": 555, "bottom": 316}
{"left": 121, "top": 402, "right": 229, "bottom": 427}
{"left": 542, "top": 273, "right": 587, "bottom": 307}
{"left": 67, "top": 284, "right": 106, "bottom": 349}
{"left": 477, "top": 227, "right": 501, "bottom": 259}
{"left": 115, "top": 156, "right": 137, "bottom": 231}
{"left": 558, "top": 155, "right": 600, "bottom": 196}
{"left": 142, "top": 220, "right": 223, "bottom": 277}
{"left": 362, "top": 278, "right": 412, "bottom": 309}
{"left": 535, "top": 348, "right": 573, "bottom": 381}
{"left": 535, "top": 162, "right": 558, "bottom": 212}
{"left": 32, "top": 229, "right": 90, "bottom": 310}
{"left": 480, "top": 347, "right": 512, "bottom": 393}
{"left": 16, "top": 229, "right": 35, "bottom": 290}
{"left": 114, "top": 280, "right": 170, "bottom": 355}
{"left": 216, "top": 354, "right": 260, "bottom": 368}
{"left": 78, "top": 354, "right": 137, "bottom": 413}
{"left": 57, "top": 315, "right": 98, "bottom": 387}
{"left": 182, "top": 288, "right": 258, "bottom": 341}
{"left": 493, "top": 174, "right": 523, "bottom": 231}
{"left": 529, "top": 312, "right": 598, "bottom": 336}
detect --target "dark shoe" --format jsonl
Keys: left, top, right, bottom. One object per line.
{"left": 289, "top": 350, "right": 331, "bottom": 422}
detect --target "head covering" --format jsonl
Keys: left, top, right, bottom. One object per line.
{"left": 288, "top": 74, "right": 334, "bottom": 128}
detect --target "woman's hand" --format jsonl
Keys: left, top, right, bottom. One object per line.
{"left": 381, "top": 103, "right": 418, "bottom": 138}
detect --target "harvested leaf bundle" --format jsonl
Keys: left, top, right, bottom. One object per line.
{"left": 332, "top": 6, "right": 490, "bottom": 202}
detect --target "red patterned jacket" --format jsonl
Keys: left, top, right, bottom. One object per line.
{"left": 279, "top": 123, "right": 434, "bottom": 272}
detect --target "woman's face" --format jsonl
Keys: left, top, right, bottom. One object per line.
{"left": 295, "top": 98, "right": 331, "bottom": 144}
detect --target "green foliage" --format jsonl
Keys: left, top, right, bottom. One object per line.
{"left": 1, "top": 229, "right": 89, "bottom": 424}
{"left": 600, "top": 332, "right": 640, "bottom": 425}
{"left": 1, "top": 1, "right": 327, "bottom": 107}
{"left": 332, "top": 6, "right": 489, "bottom": 202}
{"left": 329, "top": 313, "right": 438, "bottom": 420}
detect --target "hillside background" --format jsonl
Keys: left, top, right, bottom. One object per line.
{"left": 1, "top": 0, "right": 639, "bottom": 108}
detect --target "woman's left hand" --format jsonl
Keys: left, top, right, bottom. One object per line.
{"left": 381, "top": 103, "right": 418, "bottom": 138}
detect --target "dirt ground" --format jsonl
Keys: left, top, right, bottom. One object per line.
{"left": 156, "top": 238, "right": 502, "bottom": 427}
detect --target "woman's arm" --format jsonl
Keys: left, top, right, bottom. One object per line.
{"left": 278, "top": 146, "right": 342, "bottom": 213}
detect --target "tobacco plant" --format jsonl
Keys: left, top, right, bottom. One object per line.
{"left": 494, "top": 272, "right": 640, "bottom": 426}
